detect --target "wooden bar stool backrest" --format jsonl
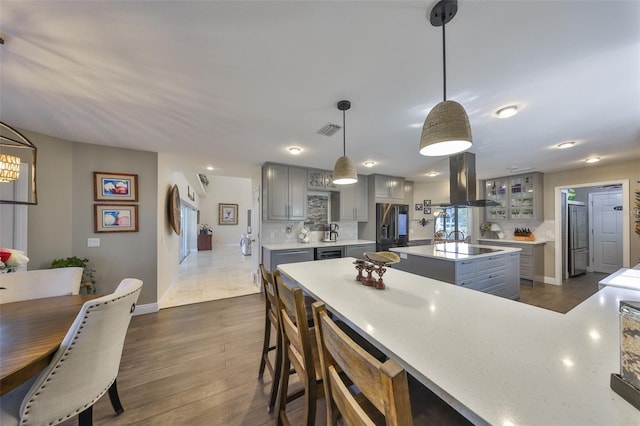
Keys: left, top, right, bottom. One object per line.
{"left": 262, "top": 266, "right": 279, "bottom": 327}
{"left": 312, "top": 301, "right": 414, "bottom": 426}
{"left": 258, "top": 264, "right": 282, "bottom": 412}
{"left": 273, "top": 271, "right": 321, "bottom": 425}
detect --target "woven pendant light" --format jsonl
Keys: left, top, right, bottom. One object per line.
{"left": 420, "top": 0, "right": 472, "bottom": 157}
{"left": 332, "top": 100, "right": 357, "bottom": 185}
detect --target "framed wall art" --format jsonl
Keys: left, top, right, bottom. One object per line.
{"left": 424, "top": 207, "right": 432, "bottom": 215}
{"left": 94, "top": 204, "right": 139, "bottom": 232}
{"left": 415, "top": 203, "right": 423, "bottom": 211}
{"left": 94, "top": 172, "right": 138, "bottom": 202}
{"left": 219, "top": 203, "right": 238, "bottom": 225}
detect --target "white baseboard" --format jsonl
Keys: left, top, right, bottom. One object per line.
{"left": 544, "top": 276, "right": 561, "bottom": 285}
{"left": 134, "top": 302, "right": 159, "bottom": 316}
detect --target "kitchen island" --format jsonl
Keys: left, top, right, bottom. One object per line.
{"left": 278, "top": 258, "right": 640, "bottom": 425}
{"left": 390, "top": 243, "right": 522, "bottom": 300}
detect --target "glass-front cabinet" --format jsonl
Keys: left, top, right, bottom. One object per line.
{"left": 484, "top": 177, "right": 509, "bottom": 220}
{"left": 509, "top": 175, "right": 536, "bottom": 220}
{"left": 482, "top": 172, "right": 543, "bottom": 221}
{"left": 307, "top": 169, "right": 339, "bottom": 192}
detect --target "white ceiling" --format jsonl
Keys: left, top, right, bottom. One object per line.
{"left": 1, "top": 1, "right": 639, "bottom": 184}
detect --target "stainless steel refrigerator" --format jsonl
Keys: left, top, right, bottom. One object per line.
{"left": 568, "top": 201, "right": 588, "bottom": 277}
{"left": 376, "top": 203, "right": 409, "bottom": 251}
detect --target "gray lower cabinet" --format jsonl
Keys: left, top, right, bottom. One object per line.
{"left": 263, "top": 247, "right": 314, "bottom": 272}
{"left": 345, "top": 243, "right": 376, "bottom": 258}
{"left": 478, "top": 240, "right": 544, "bottom": 283}
{"left": 394, "top": 253, "right": 520, "bottom": 300}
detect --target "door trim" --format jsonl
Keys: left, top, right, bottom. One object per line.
{"left": 553, "top": 180, "right": 630, "bottom": 285}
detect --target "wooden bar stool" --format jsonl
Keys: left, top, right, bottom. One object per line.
{"left": 312, "top": 301, "right": 414, "bottom": 426}
{"left": 257, "top": 264, "right": 282, "bottom": 413}
{"left": 273, "top": 270, "right": 324, "bottom": 426}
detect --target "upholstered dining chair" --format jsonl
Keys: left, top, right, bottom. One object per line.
{"left": 273, "top": 270, "right": 324, "bottom": 426}
{"left": 0, "top": 267, "right": 83, "bottom": 304}
{"left": 257, "top": 264, "right": 283, "bottom": 413}
{"left": 312, "top": 301, "right": 414, "bottom": 426}
{"left": 0, "top": 278, "right": 143, "bottom": 426}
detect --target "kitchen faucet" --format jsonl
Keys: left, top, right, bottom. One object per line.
{"left": 447, "top": 230, "right": 465, "bottom": 242}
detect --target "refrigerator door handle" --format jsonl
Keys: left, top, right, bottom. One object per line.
{"left": 393, "top": 206, "right": 399, "bottom": 241}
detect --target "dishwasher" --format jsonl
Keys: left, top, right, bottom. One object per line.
{"left": 315, "top": 246, "right": 345, "bottom": 260}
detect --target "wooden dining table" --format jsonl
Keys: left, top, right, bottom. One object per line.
{"left": 0, "top": 294, "right": 100, "bottom": 396}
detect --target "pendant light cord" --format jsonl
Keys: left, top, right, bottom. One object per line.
{"left": 442, "top": 13, "right": 447, "bottom": 102}
{"left": 342, "top": 109, "right": 346, "bottom": 156}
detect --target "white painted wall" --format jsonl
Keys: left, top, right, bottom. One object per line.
{"left": 156, "top": 154, "right": 200, "bottom": 302}
{"left": 199, "top": 175, "right": 251, "bottom": 246}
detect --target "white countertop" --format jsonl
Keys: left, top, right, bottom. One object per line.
{"left": 477, "top": 238, "right": 547, "bottom": 245}
{"left": 278, "top": 258, "right": 640, "bottom": 425}
{"left": 599, "top": 266, "right": 640, "bottom": 290}
{"left": 390, "top": 243, "right": 521, "bottom": 261}
{"left": 262, "top": 239, "right": 375, "bottom": 250}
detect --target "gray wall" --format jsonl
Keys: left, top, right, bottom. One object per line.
{"left": 24, "top": 129, "right": 158, "bottom": 305}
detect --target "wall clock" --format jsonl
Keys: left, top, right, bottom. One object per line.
{"left": 169, "top": 184, "right": 181, "bottom": 235}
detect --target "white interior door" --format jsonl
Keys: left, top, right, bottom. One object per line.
{"left": 590, "top": 191, "right": 623, "bottom": 273}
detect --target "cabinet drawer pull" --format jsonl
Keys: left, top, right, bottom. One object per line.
{"left": 282, "top": 250, "right": 310, "bottom": 255}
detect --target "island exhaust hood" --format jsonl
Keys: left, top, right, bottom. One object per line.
{"left": 434, "top": 152, "right": 500, "bottom": 207}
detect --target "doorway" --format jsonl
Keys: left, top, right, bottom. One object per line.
{"left": 554, "top": 180, "right": 630, "bottom": 284}
{"left": 179, "top": 202, "right": 197, "bottom": 263}
{"left": 251, "top": 187, "right": 260, "bottom": 286}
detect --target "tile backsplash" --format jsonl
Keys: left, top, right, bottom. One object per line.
{"left": 262, "top": 221, "right": 358, "bottom": 244}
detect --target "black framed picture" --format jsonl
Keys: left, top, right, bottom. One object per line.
{"left": 415, "top": 203, "right": 423, "bottom": 211}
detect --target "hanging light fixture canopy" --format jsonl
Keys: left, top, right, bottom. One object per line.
{"left": 332, "top": 100, "right": 358, "bottom": 185}
{"left": 0, "top": 122, "right": 38, "bottom": 205}
{"left": 419, "top": 0, "right": 472, "bottom": 157}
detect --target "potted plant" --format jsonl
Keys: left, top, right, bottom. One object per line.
{"left": 200, "top": 224, "right": 212, "bottom": 235}
{"left": 50, "top": 256, "right": 96, "bottom": 294}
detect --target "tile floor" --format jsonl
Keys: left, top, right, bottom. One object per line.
{"left": 159, "top": 245, "right": 259, "bottom": 309}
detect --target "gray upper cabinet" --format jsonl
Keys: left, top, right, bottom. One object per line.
{"left": 333, "top": 175, "right": 368, "bottom": 221}
{"left": 374, "top": 174, "right": 405, "bottom": 201}
{"left": 262, "top": 163, "right": 308, "bottom": 221}
{"left": 308, "top": 169, "right": 339, "bottom": 192}
{"left": 482, "top": 172, "right": 543, "bottom": 221}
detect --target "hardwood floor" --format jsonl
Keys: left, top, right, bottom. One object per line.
{"left": 519, "top": 271, "right": 605, "bottom": 313}
{"left": 62, "top": 272, "right": 605, "bottom": 425}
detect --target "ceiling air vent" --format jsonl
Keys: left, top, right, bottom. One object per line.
{"left": 316, "top": 123, "right": 341, "bottom": 137}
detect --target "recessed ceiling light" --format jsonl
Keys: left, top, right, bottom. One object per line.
{"left": 288, "top": 146, "right": 302, "bottom": 155}
{"left": 363, "top": 161, "right": 376, "bottom": 168}
{"left": 425, "top": 171, "right": 439, "bottom": 177}
{"left": 585, "top": 157, "right": 600, "bottom": 164}
{"left": 495, "top": 105, "right": 518, "bottom": 118}
{"left": 205, "top": 165, "right": 214, "bottom": 171}
{"left": 557, "top": 141, "right": 575, "bottom": 149}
